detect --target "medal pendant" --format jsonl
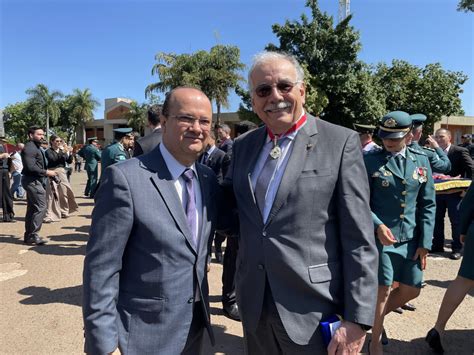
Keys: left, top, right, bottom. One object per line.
{"left": 419, "top": 176, "right": 427, "bottom": 183}
{"left": 413, "top": 171, "right": 419, "bottom": 180}
{"left": 382, "top": 180, "right": 390, "bottom": 187}
{"left": 270, "top": 145, "right": 282, "bottom": 159}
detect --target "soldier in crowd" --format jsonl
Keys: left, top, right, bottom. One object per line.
{"left": 364, "top": 111, "right": 436, "bottom": 355}
{"left": 405, "top": 114, "right": 451, "bottom": 174}
{"left": 353, "top": 123, "right": 381, "bottom": 154}
{"left": 78, "top": 137, "right": 101, "bottom": 199}
{"left": 101, "top": 128, "right": 133, "bottom": 174}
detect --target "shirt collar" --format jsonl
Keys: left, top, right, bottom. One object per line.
{"left": 265, "top": 110, "right": 307, "bottom": 143}
{"left": 207, "top": 144, "right": 216, "bottom": 155}
{"left": 391, "top": 147, "right": 407, "bottom": 158}
{"left": 159, "top": 142, "right": 197, "bottom": 180}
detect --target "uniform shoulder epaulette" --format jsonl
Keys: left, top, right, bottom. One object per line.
{"left": 422, "top": 146, "right": 435, "bottom": 152}
{"left": 407, "top": 146, "right": 427, "bottom": 156}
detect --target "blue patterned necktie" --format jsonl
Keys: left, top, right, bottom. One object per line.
{"left": 182, "top": 168, "right": 198, "bottom": 247}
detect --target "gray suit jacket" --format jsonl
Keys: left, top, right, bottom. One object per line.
{"left": 228, "top": 114, "right": 378, "bottom": 345}
{"left": 83, "top": 144, "right": 218, "bottom": 354}
{"left": 133, "top": 128, "right": 162, "bottom": 157}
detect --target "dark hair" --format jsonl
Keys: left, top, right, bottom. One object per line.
{"left": 50, "top": 134, "right": 59, "bottom": 143}
{"left": 28, "top": 125, "right": 43, "bottom": 136}
{"left": 161, "top": 86, "right": 206, "bottom": 117}
{"left": 147, "top": 105, "right": 161, "bottom": 126}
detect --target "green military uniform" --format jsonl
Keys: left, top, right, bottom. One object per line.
{"left": 101, "top": 141, "right": 128, "bottom": 174}
{"left": 100, "top": 128, "right": 133, "bottom": 175}
{"left": 408, "top": 114, "right": 451, "bottom": 174}
{"left": 78, "top": 138, "right": 101, "bottom": 198}
{"left": 364, "top": 111, "right": 436, "bottom": 288}
{"left": 458, "top": 184, "right": 474, "bottom": 280}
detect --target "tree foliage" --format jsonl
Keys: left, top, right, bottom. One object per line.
{"left": 146, "top": 44, "right": 245, "bottom": 126}
{"left": 458, "top": 0, "right": 474, "bottom": 12}
{"left": 374, "top": 60, "right": 467, "bottom": 132}
{"left": 3, "top": 101, "right": 38, "bottom": 142}
{"left": 126, "top": 101, "right": 148, "bottom": 134}
{"left": 25, "top": 84, "right": 63, "bottom": 141}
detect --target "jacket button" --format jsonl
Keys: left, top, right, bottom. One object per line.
{"left": 187, "top": 297, "right": 194, "bottom": 303}
{"left": 402, "top": 180, "right": 407, "bottom": 184}
{"left": 400, "top": 214, "right": 405, "bottom": 219}
{"left": 401, "top": 203, "right": 406, "bottom": 208}
{"left": 258, "top": 264, "right": 265, "bottom": 270}
{"left": 402, "top": 191, "right": 407, "bottom": 195}
{"left": 262, "top": 231, "right": 267, "bottom": 237}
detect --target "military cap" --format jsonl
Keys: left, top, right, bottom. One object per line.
{"left": 87, "top": 136, "right": 98, "bottom": 142}
{"left": 410, "top": 113, "right": 427, "bottom": 128}
{"left": 378, "top": 111, "right": 412, "bottom": 139}
{"left": 461, "top": 133, "right": 472, "bottom": 139}
{"left": 353, "top": 123, "right": 376, "bottom": 134}
{"left": 113, "top": 127, "right": 133, "bottom": 139}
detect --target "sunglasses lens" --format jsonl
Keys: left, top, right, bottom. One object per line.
{"left": 256, "top": 85, "right": 272, "bottom": 98}
{"left": 276, "top": 82, "right": 294, "bottom": 93}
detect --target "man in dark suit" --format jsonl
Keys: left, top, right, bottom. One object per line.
{"left": 217, "top": 123, "right": 233, "bottom": 154}
{"left": 83, "top": 87, "right": 219, "bottom": 354}
{"left": 225, "top": 51, "right": 378, "bottom": 353}
{"left": 0, "top": 134, "right": 15, "bottom": 222}
{"left": 433, "top": 128, "right": 474, "bottom": 260}
{"left": 21, "top": 126, "right": 57, "bottom": 245}
{"left": 459, "top": 133, "right": 474, "bottom": 160}
{"left": 133, "top": 104, "right": 162, "bottom": 157}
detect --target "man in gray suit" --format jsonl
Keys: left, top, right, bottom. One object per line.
{"left": 133, "top": 104, "right": 162, "bottom": 157}
{"left": 226, "top": 51, "right": 378, "bottom": 354}
{"left": 83, "top": 87, "right": 219, "bottom": 354}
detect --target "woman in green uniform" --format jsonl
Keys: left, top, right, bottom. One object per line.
{"left": 364, "top": 111, "right": 436, "bottom": 355}
{"left": 426, "top": 183, "right": 474, "bottom": 353}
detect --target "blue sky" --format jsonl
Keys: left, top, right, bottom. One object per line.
{"left": 1, "top": 0, "right": 473, "bottom": 119}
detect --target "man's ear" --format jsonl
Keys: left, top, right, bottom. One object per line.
{"left": 160, "top": 115, "right": 167, "bottom": 132}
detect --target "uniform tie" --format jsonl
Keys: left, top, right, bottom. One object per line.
{"left": 395, "top": 154, "right": 405, "bottom": 175}
{"left": 182, "top": 168, "right": 198, "bottom": 247}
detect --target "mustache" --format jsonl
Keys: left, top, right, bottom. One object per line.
{"left": 264, "top": 101, "right": 291, "bottom": 112}
{"left": 183, "top": 133, "right": 204, "bottom": 140}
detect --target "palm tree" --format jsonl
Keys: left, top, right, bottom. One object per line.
{"left": 68, "top": 88, "right": 100, "bottom": 144}
{"left": 126, "top": 101, "right": 148, "bottom": 135}
{"left": 25, "top": 84, "right": 63, "bottom": 141}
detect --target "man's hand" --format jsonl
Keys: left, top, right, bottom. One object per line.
{"left": 413, "top": 247, "right": 429, "bottom": 270}
{"left": 425, "top": 135, "right": 439, "bottom": 149}
{"left": 46, "top": 170, "right": 57, "bottom": 177}
{"left": 108, "top": 348, "right": 120, "bottom": 355}
{"left": 376, "top": 224, "right": 397, "bottom": 246}
{"left": 327, "top": 320, "right": 366, "bottom": 355}
{"left": 0, "top": 152, "right": 9, "bottom": 159}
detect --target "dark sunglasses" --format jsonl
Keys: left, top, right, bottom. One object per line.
{"left": 254, "top": 81, "right": 301, "bottom": 98}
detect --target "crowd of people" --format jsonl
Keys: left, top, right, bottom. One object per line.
{"left": 1, "top": 50, "right": 473, "bottom": 355}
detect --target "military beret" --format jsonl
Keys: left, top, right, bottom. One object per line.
{"left": 353, "top": 123, "right": 376, "bottom": 134}
{"left": 410, "top": 113, "right": 427, "bottom": 128}
{"left": 378, "top": 111, "right": 412, "bottom": 139}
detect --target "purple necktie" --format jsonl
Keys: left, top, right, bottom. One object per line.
{"left": 182, "top": 168, "right": 198, "bottom": 247}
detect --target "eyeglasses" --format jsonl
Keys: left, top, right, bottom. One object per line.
{"left": 54, "top": 140, "right": 62, "bottom": 143}
{"left": 254, "top": 81, "right": 301, "bottom": 98}
{"left": 169, "top": 115, "right": 212, "bottom": 130}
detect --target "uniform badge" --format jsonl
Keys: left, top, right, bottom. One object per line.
{"left": 382, "top": 180, "right": 390, "bottom": 187}
{"left": 417, "top": 167, "right": 427, "bottom": 183}
{"left": 372, "top": 172, "right": 381, "bottom": 178}
{"left": 383, "top": 170, "right": 392, "bottom": 176}
{"left": 384, "top": 118, "right": 397, "bottom": 128}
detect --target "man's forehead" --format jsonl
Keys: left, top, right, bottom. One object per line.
{"left": 251, "top": 59, "right": 297, "bottom": 80}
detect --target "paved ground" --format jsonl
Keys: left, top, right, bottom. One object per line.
{"left": 1, "top": 171, "right": 473, "bottom": 354}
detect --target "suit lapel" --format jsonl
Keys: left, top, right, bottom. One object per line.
{"left": 141, "top": 146, "right": 197, "bottom": 255}
{"left": 196, "top": 164, "right": 211, "bottom": 256}
{"left": 241, "top": 127, "right": 267, "bottom": 221}
{"left": 265, "top": 115, "right": 319, "bottom": 226}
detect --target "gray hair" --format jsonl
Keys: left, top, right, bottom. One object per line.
{"left": 248, "top": 51, "right": 305, "bottom": 92}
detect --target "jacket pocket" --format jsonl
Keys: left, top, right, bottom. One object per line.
{"left": 308, "top": 261, "right": 341, "bottom": 283}
{"left": 118, "top": 294, "right": 165, "bottom": 313}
